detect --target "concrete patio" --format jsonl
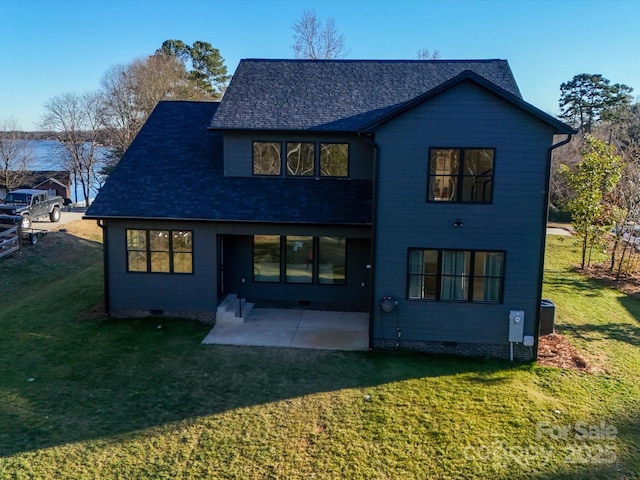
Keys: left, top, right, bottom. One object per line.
{"left": 202, "top": 308, "right": 370, "bottom": 351}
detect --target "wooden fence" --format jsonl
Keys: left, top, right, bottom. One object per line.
{"left": 0, "top": 225, "right": 20, "bottom": 259}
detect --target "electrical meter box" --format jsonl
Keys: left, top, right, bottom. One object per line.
{"left": 508, "top": 310, "right": 525, "bottom": 343}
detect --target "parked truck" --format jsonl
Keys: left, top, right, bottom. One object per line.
{"left": 0, "top": 189, "right": 64, "bottom": 229}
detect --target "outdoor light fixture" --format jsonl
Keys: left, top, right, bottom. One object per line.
{"left": 453, "top": 218, "right": 464, "bottom": 227}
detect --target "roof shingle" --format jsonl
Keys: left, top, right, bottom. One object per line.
{"left": 211, "top": 59, "right": 521, "bottom": 131}
{"left": 85, "top": 101, "right": 372, "bottom": 224}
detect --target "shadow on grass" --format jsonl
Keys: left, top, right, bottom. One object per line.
{"left": 544, "top": 270, "right": 604, "bottom": 298}
{"left": 0, "top": 314, "right": 519, "bottom": 457}
{"left": 561, "top": 320, "right": 640, "bottom": 347}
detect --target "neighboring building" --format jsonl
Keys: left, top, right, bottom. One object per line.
{"left": 0, "top": 171, "right": 71, "bottom": 202}
{"left": 85, "top": 59, "right": 575, "bottom": 360}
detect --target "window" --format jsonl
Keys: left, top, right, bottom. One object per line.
{"left": 408, "top": 249, "right": 504, "bottom": 302}
{"left": 126, "top": 229, "right": 193, "bottom": 273}
{"left": 318, "top": 236, "right": 346, "bottom": 285}
{"left": 286, "top": 236, "right": 314, "bottom": 283}
{"left": 253, "top": 235, "right": 281, "bottom": 282}
{"left": 253, "top": 142, "right": 281, "bottom": 175}
{"left": 428, "top": 148, "right": 494, "bottom": 202}
{"left": 253, "top": 141, "right": 349, "bottom": 178}
{"left": 286, "top": 142, "right": 314, "bottom": 176}
{"left": 320, "top": 143, "right": 348, "bottom": 177}
{"left": 253, "top": 235, "right": 346, "bottom": 285}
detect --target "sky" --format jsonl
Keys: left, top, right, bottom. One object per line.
{"left": 1, "top": 0, "right": 639, "bottom": 131}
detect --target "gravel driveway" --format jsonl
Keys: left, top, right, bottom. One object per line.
{"left": 31, "top": 211, "right": 87, "bottom": 230}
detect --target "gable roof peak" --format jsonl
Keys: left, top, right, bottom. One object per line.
{"left": 212, "top": 58, "right": 521, "bottom": 132}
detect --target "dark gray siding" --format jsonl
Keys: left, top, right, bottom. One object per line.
{"left": 105, "top": 219, "right": 218, "bottom": 316}
{"left": 372, "top": 81, "right": 555, "bottom": 345}
{"left": 105, "top": 219, "right": 372, "bottom": 316}
{"left": 223, "top": 132, "right": 373, "bottom": 179}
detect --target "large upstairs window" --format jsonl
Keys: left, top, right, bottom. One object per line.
{"left": 286, "top": 142, "right": 315, "bottom": 176}
{"left": 320, "top": 143, "right": 348, "bottom": 177}
{"left": 428, "top": 148, "right": 494, "bottom": 202}
{"left": 253, "top": 142, "right": 281, "bottom": 175}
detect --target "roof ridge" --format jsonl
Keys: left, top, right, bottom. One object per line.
{"left": 240, "top": 58, "right": 507, "bottom": 63}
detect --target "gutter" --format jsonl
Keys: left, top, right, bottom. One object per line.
{"left": 359, "top": 132, "right": 379, "bottom": 350}
{"left": 534, "top": 133, "right": 573, "bottom": 360}
{"left": 96, "top": 219, "right": 111, "bottom": 317}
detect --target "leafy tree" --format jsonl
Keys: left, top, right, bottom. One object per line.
{"left": 159, "top": 39, "right": 229, "bottom": 97}
{"left": 561, "top": 134, "right": 624, "bottom": 269}
{"left": 0, "top": 117, "right": 35, "bottom": 195}
{"left": 292, "top": 10, "right": 348, "bottom": 59}
{"left": 559, "top": 74, "right": 633, "bottom": 133}
{"left": 41, "top": 92, "right": 106, "bottom": 207}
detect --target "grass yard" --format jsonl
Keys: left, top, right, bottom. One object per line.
{"left": 0, "top": 223, "right": 638, "bottom": 479}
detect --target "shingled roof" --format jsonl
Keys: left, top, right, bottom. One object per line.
{"left": 85, "top": 101, "right": 371, "bottom": 224}
{"left": 211, "top": 59, "right": 522, "bottom": 131}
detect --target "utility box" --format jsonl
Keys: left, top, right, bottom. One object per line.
{"left": 539, "top": 299, "right": 555, "bottom": 335}
{"left": 508, "top": 310, "right": 525, "bottom": 343}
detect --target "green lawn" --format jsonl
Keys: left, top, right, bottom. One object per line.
{"left": 0, "top": 227, "right": 638, "bottom": 479}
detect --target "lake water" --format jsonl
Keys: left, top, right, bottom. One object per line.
{"left": 29, "top": 139, "right": 107, "bottom": 203}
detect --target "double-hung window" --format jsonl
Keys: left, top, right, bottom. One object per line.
{"left": 428, "top": 148, "right": 494, "bottom": 202}
{"left": 126, "top": 229, "right": 193, "bottom": 273}
{"left": 408, "top": 249, "right": 504, "bottom": 302}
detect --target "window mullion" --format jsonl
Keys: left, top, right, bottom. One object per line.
{"left": 468, "top": 251, "right": 475, "bottom": 302}
{"left": 169, "top": 231, "right": 174, "bottom": 273}
{"left": 146, "top": 230, "right": 151, "bottom": 272}
{"left": 436, "top": 250, "right": 442, "bottom": 300}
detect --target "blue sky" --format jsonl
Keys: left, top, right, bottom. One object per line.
{"left": 1, "top": 0, "right": 638, "bottom": 131}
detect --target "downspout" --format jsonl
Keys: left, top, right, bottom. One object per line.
{"left": 534, "top": 133, "right": 572, "bottom": 359}
{"left": 360, "top": 133, "right": 379, "bottom": 350}
{"left": 97, "top": 219, "right": 111, "bottom": 317}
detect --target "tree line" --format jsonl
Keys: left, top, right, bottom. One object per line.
{"left": 1, "top": 39, "right": 229, "bottom": 206}
{"left": 2, "top": 10, "right": 442, "bottom": 206}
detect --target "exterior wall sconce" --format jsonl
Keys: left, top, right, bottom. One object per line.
{"left": 453, "top": 219, "right": 464, "bottom": 227}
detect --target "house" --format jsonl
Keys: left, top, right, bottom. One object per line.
{"left": 84, "top": 59, "right": 575, "bottom": 360}
{"left": 0, "top": 171, "right": 71, "bottom": 202}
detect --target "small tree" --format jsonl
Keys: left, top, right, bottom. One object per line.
{"left": 0, "top": 118, "right": 35, "bottom": 195}
{"left": 561, "top": 134, "right": 624, "bottom": 268}
{"left": 292, "top": 10, "right": 348, "bottom": 59}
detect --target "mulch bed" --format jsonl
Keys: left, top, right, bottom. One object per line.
{"left": 537, "top": 333, "right": 592, "bottom": 372}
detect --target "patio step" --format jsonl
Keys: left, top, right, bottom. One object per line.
{"left": 216, "top": 294, "right": 254, "bottom": 325}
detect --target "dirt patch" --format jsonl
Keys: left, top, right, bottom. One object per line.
{"left": 584, "top": 262, "right": 640, "bottom": 299}
{"left": 537, "top": 333, "right": 592, "bottom": 372}
{"left": 79, "top": 299, "right": 106, "bottom": 320}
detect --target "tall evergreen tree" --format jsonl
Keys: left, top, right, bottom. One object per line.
{"left": 559, "top": 74, "right": 633, "bottom": 133}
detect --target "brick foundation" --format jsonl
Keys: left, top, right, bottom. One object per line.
{"left": 109, "top": 309, "right": 216, "bottom": 324}
{"left": 372, "top": 337, "right": 536, "bottom": 361}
